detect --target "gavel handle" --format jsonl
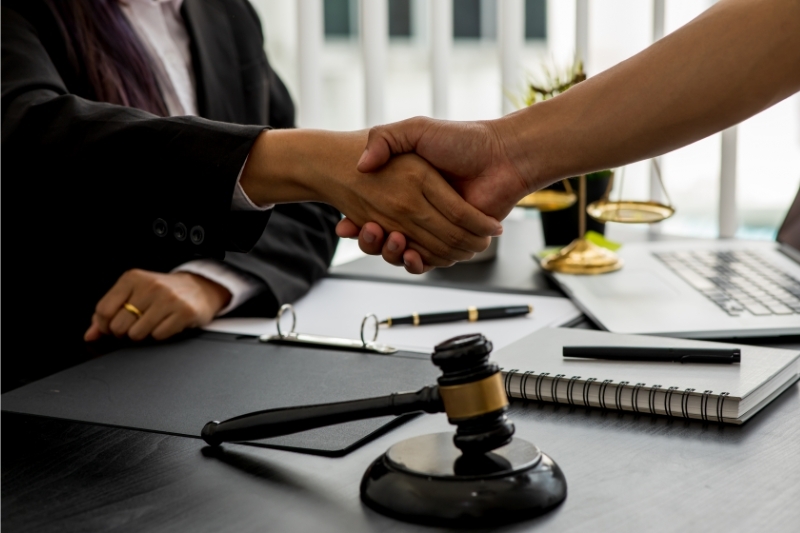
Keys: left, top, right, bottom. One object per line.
{"left": 201, "top": 385, "right": 443, "bottom": 446}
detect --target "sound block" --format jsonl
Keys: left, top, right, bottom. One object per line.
{"left": 360, "top": 432, "right": 567, "bottom": 527}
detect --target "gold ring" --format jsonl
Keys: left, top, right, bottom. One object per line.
{"left": 123, "top": 302, "right": 143, "bottom": 318}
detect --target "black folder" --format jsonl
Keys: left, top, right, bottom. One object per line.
{"left": 1, "top": 333, "right": 439, "bottom": 456}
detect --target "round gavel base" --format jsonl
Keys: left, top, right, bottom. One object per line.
{"left": 360, "top": 433, "right": 567, "bottom": 527}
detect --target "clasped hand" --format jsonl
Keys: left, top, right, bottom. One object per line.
{"left": 337, "top": 117, "right": 530, "bottom": 273}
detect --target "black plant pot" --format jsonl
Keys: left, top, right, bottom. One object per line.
{"left": 540, "top": 174, "right": 611, "bottom": 247}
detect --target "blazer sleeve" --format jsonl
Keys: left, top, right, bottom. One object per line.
{"left": 222, "top": 202, "right": 341, "bottom": 317}
{"left": 211, "top": 1, "right": 341, "bottom": 318}
{"left": 1, "top": 6, "right": 271, "bottom": 259}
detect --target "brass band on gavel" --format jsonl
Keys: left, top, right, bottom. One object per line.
{"left": 438, "top": 372, "right": 509, "bottom": 420}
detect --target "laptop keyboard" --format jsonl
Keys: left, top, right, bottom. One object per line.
{"left": 654, "top": 250, "right": 800, "bottom": 316}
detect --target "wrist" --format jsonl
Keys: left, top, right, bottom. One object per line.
{"left": 180, "top": 272, "right": 231, "bottom": 315}
{"left": 239, "top": 129, "right": 324, "bottom": 206}
{"left": 491, "top": 111, "right": 545, "bottom": 194}
{"left": 239, "top": 129, "right": 368, "bottom": 208}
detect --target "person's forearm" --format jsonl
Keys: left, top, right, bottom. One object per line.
{"left": 497, "top": 0, "right": 800, "bottom": 191}
{"left": 239, "top": 129, "right": 367, "bottom": 206}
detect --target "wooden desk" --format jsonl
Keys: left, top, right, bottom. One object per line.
{"left": 4, "top": 222, "right": 799, "bottom": 532}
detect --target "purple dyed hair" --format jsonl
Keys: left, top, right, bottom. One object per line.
{"left": 46, "top": 0, "right": 169, "bottom": 116}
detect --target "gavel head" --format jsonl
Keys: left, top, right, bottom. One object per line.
{"left": 432, "top": 334, "right": 515, "bottom": 455}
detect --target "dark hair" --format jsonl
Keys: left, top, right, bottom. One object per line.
{"left": 46, "top": 0, "right": 168, "bottom": 116}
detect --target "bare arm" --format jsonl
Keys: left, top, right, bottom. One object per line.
{"left": 504, "top": 0, "right": 800, "bottom": 189}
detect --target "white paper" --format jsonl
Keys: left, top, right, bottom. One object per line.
{"left": 205, "top": 278, "right": 582, "bottom": 353}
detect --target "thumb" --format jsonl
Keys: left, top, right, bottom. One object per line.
{"left": 356, "top": 117, "right": 432, "bottom": 173}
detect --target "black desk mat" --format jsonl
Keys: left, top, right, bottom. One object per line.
{"left": 1, "top": 334, "right": 439, "bottom": 456}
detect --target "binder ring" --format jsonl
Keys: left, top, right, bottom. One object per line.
{"left": 276, "top": 304, "right": 297, "bottom": 339}
{"left": 360, "top": 314, "right": 379, "bottom": 346}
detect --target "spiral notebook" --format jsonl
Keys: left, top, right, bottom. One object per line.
{"left": 494, "top": 329, "right": 800, "bottom": 424}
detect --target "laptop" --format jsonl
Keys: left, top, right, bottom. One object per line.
{"left": 549, "top": 187, "right": 800, "bottom": 339}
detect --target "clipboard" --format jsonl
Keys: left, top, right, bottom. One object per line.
{"left": 1, "top": 332, "right": 438, "bottom": 456}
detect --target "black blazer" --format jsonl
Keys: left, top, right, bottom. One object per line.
{"left": 1, "top": 0, "right": 340, "bottom": 390}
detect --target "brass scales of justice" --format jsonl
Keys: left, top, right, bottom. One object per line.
{"left": 517, "top": 159, "right": 675, "bottom": 274}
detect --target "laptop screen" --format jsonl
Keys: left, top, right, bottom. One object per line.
{"left": 777, "top": 185, "right": 800, "bottom": 252}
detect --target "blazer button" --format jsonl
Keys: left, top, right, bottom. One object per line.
{"left": 190, "top": 225, "right": 205, "bottom": 245}
{"left": 173, "top": 222, "right": 187, "bottom": 241}
{"left": 152, "top": 218, "right": 168, "bottom": 237}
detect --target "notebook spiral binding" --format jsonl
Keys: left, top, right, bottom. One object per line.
{"left": 502, "top": 369, "right": 731, "bottom": 422}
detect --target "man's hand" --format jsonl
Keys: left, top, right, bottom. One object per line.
{"left": 338, "top": 117, "right": 530, "bottom": 270}
{"left": 84, "top": 269, "right": 231, "bottom": 342}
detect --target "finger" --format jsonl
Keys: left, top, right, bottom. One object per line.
{"left": 381, "top": 231, "right": 407, "bottom": 266}
{"left": 402, "top": 213, "right": 484, "bottom": 262}
{"left": 93, "top": 270, "right": 142, "bottom": 334}
{"left": 357, "top": 117, "right": 433, "bottom": 173}
{"left": 335, "top": 217, "right": 361, "bottom": 239}
{"left": 406, "top": 240, "right": 461, "bottom": 268}
{"left": 151, "top": 313, "right": 191, "bottom": 341}
{"left": 422, "top": 174, "right": 503, "bottom": 238}
{"left": 358, "top": 222, "right": 387, "bottom": 255}
{"left": 402, "top": 249, "right": 424, "bottom": 274}
{"left": 127, "top": 302, "right": 174, "bottom": 341}
{"left": 108, "top": 305, "right": 142, "bottom": 338}
{"left": 84, "top": 318, "right": 102, "bottom": 342}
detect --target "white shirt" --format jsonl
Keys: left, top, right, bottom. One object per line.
{"left": 121, "top": 0, "right": 267, "bottom": 315}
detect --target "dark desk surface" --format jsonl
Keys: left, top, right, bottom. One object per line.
{"left": 331, "top": 217, "right": 679, "bottom": 296}
{"left": 4, "top": 378, "right": 799, "bottom": 533}
{"left": 4, "top": 221, "right": 800, "bottom": 532}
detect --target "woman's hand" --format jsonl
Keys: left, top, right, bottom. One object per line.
{"left": 84, "top": 269, "right": 231, "bottom": 342}
{"left": 238, "top": 129, "right": 502, "bottom": 271}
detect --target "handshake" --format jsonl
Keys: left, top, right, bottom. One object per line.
{"left": 240, "top": 115, "right": 537, "bottom": 275}
{"left": 336, "top": 117, "right": 533, "bottom": 274}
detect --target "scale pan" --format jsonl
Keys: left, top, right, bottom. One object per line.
{"left": 517, "top": 190, "right": 577, "bottom": 211}
{"left": 586, "top": 200, "right": 675, "bottom": 223}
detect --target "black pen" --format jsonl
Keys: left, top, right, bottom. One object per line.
{"left": 563, "top": 346, "right": 741, "bottom": 364}
{"left": 381, "top": 305, "right": 532, "bottom": 327}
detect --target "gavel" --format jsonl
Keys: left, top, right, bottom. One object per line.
{"left": 201, "top": 333, "right": 514, "bottom": 455}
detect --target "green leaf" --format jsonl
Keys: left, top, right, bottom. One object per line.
{"left": 585, "top": 230, "right": 622, "bottom": 251}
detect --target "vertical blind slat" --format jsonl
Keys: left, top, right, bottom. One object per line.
{"left": 362, "top": 0, "right": 389, "bottom": 126}
{"left": 499, "top": 0, "right": 525, "bottom": 116}
{"left": 430, "top": 0, "right": 453, "bottom": 119}
{"left": 297, "top": 0, "right": 324, "bottom": 128}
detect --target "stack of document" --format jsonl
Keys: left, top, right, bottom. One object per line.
{"left": 204, "top": 278, "right": 582, "bottom": 354}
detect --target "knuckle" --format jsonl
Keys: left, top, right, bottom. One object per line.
{"left": 128, "top": 328, "right": 146, "bottom": 341}
{"left": 124, "top": 268, "right": 144, "bottom": 281}
{"left": 109, "top": 322, "right": 126, "bottom": 337}
{"left": 445, "top": 228, "right": 469, "bottom": 249}
{"left": 447, "top": 202, "right": 466, "bottom": 225}
{"left": 95, "top": 302, "right": 114, "bottom": 318}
